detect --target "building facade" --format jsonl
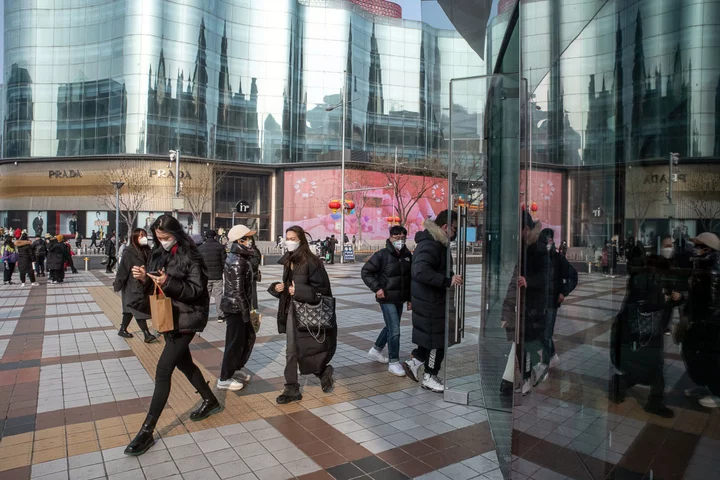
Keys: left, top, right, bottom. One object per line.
{"left": 0, "top": 0, "right": 482, "bottom": 238}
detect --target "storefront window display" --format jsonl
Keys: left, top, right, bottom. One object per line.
{"left": 27, "top": 211, "right": 48, "bottom": 237}
{"left": 57, "top": 212, "right": 79, "bottom": 237}
{"left": 86, "top": 211, "right": 109, "bottom": 239}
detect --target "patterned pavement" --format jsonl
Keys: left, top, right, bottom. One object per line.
{"left": 0, "top": 265, "right": 498, "bottom": 480}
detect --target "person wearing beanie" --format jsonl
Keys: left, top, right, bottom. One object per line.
{"left": 15, "top": 233, "right": 39, "bottom": 287}
{"left": 216, "top": 225, "right": 258, "bottom": 391}
{"left": 46, "top": 235, "right": 66, "bottom": 284}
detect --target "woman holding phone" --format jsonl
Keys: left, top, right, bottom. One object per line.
{"left": 269, "top": 225, "right": 336, "bottom": 404}
{"left": 124, "top": 215, "right": 219, "bottom": 456}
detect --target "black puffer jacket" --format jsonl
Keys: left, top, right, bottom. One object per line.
{"left": 411, "top": 219, "right": 452, "bottom": 349}
{"left": 113, "top": 245, "right": 151, "bottom": 319}
{"left": 32, "top": 239, "right": 46, "bottom": 257}
{"left": 146, "top": 245, "right": 210, "bottom": 333}
{"left": 220, "top": 243, "right": 254, "bottom": 321}
{"left": 198, "top": 238, "right": 226, "bottom": 280}
{"left": 46, "top": 240, "right": 65, "bottom": 270}
{"left": 269, "top": 253, "right": 336, "bottom": 375}
{"left": 361, "top": 240, "right": 412, "bottom": 304}
{"left": 105, "top": 239, "right": 116, "bottom": 257}
{"left": 248, "top": 248, "right": 262, "bottom": 281}
{"left": 15, "top": 240, "right": 36, "bottom": 272}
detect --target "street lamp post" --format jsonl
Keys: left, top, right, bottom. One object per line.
{"left": 169, "top": 150, "right": 181, "bottom": 218}
{"left": 111, "top": 181, "right": 124, "bottom": 255}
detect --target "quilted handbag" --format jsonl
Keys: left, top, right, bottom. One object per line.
{"left": 293, "top": 295, "right": 336, "bottom": 343}
{"left": 627, "top": 301, "right": 664, "bottom": 350}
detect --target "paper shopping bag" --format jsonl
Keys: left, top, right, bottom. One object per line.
{"left": 149, "top": 283, "right": 174, "bottom": 333}
{"left": 250, "top": 310, "right": 262, "bottom": 333}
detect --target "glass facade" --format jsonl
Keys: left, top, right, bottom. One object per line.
{"left": 2, "top": 0, "right": 483, "bottom": 164}
{"left": 444, "top": 0, "right": 720, "bottom": 478}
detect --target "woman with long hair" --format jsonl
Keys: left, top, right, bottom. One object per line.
{"left": 269, "top": 225, "right": 336, "bottom": 404}
{"left": 124, "top": 215, "right": 219, "bottom": 456}
{"left": 113, "top": 228, "right": 158, "bottom": 343}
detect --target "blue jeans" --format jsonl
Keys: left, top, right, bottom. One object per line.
{"left": 375, "top": 303, "right": 403, "bottom": 363}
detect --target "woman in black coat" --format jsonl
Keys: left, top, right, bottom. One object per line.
{"left": 124, "top": 215, "right": 219, "bottom": 457}
{"left": 15, "top": 233, "right": 38, "bottom": 286}
{"left": 269, "top": 225, "right": 336, "bottom": 404}
{"left": 112, "top": 228, "right": 157, "bottom": 343}
{"left": 46, "top": 237, "right": 66, "bottom": 283}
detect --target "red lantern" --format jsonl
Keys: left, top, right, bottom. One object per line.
{"left": 530, "top": 201, "right": 538, "bottom": 216}
{"left": 328, "top": 199, "right": 342, "bottom": 214}
{"left": 344, "top": 200, "right": 355, "bottom": 211}
{"left": 386, "top": 216, "right": 401, "bottom": 224}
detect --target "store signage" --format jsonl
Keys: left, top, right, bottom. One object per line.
{"left": 592, "top": 207, "right": 603, "bottom": 218}
{"left": 644, "top": 173, "right": 686, "bottom": 184}
{"left": 94, "top": 220, "right": 110, "bottom": 226}
{"left": 49, "top": 169, "right": 82, "bottom": 178}
{"left": 236, "top": 200, "right": 251, "bottom": 213}
{"left": 149, "top": 169, "right": 192, "bottom": 179}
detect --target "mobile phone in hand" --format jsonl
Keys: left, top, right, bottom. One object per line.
{"left": 147, "top": 270, "right": 160, "bottom": 276}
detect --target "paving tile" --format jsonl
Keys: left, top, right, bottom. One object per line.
{"left": 182, "top": 468, "right": 222, "bottom": 480}
{"left": 244, "top": 452, "right": 280, "bottom": 471}
{"left": 213, "top": 459, "right": 252, "bottom": 479}
{"left": 253, "top": 465, "right": 293, "bottom": 480}
{"left": 174, "top": 454, "right": 211, "bottom": 474}
{"left": 205, "top": 447, "right": 241, "bottom": 466}
{"left": 142, "top": 461, "right": 180, "bottom": 480}
{"left": 67, "top": 463, "right": 106, "bottom": 480}
{"left": 271, "top": 446, "right": 306, "bottom": 464}
{"left": 198, "top": 437, "right": 232, "bottom": 454}
{"left": 31, "top": 458, "right": 68, "bottom": 478}
{"left": 104, "top": 456, "right": 141, "bottom": 476}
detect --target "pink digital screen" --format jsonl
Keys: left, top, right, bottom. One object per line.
{"left": 521, "top": 169, "right": 563, "bottom": 239}
{"left": 283, "top": 169, "right": 449, "bottom": 241}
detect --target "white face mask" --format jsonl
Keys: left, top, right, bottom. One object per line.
{"left": 546, "top": 243, "right": 553, "bottom": 252}
{"left": 660, "top": 247, "right": 674, "bottom": 259}
{"left": 159, "top": 238, "right": 176, "bottom": 251}
{"left": 138, "top": 236, "right": 148, "bottom": 246}
{"left": 286, "top": 240, "right": 300, "bottom": 252}
{"left": 392, "top": 240, "right": 405, "bottom": 251}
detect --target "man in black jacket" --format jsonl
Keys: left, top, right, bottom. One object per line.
{"left": 540, "top": 228, "right": 578, "bottom": 368}
{"left": 327, "top": 235, "right": 338, "bottom": 264}
{"left": 403, "top": 210, "right": 462, "bottom": 393}
{"left": 32, "top": 235, "right": 47, "bottom": 277}
{"left": 105, "top": 234, "right": 117, "bottom": 273}
{"left": 361, "top": 226, "right": 412, "bottom": 376}
{"left": 198, "top": 230, "right": 227, "bottom": 321}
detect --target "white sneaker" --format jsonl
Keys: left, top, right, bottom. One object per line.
{"left": 20, "top": 283, "right": 26, "bottom": 287}
{"left": 532, "top": 363, "right": 548, "bottom": 386}
{"left": 522, "top": 379, "right": 532, "bottom": 395}
{"left": 216, "top": 379, "right": 244, "bottom": 391}
{"left": 699, "top": 395, "right": 720, "bottom": 408}
{"left": 402, "top": 358, "right": 422, "bottom": 382}
{"left": 367, "top": 347, "right": 388, "bottom": 364}
{"left": 685, "top": 386, "right": 709, "bottom": 398}
{"left": 217, "top": 318, "right": 225, "bottom": 323}
{"left": 421, "top": 373, "right": 444, "bottom": 393}
{"left": 31, "top": 282, "right": 40, "bottom": 286}
{"left": 388, "top": 362, "right": 405, "bottom": 377}
{"left": 234, "top": 371, "right": 251, "bottom": 383}
{"left": 549, "top": 354, "right": 560, "bottom": 368}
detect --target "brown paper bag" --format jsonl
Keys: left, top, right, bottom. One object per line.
{"left": 149, "top": 283, "right": 174, "bottom": 333}
{"left": 250, "top": 310, "right": 262, "bottom": 333}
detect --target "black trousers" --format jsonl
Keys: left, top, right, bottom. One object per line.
{"left": 106, "top": 256, "right": 117, "bottom": 272}
{"left": 121, "top": 312, "right": 149, "bottom": 332}
{"left": 148, "top": 332, "right": 213, "bottom": 418}
{"left": 50, "top": 268, "right": 64, "bottom": 282}
{"left": 19, "top": 268, "right": 36, "bottom": 284}
{"left": 412, "top": 346, "right": 445, "bottom": 376}
{"left": 3, "top": 262, "right": 15, "bottom": 283}
{"left": 35, "top": 255, "right": 45, "bottom": 274}
{"left": 220, "top": 314, "right": 257, "bottom": 381}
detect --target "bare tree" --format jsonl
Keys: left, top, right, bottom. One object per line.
{"left": 95, "top": 159, "right": 155, "bottom": 233}
{"left": 345, "top": 170, "right": 382, "bottom": 242}
{"left": 180, "top": 164, "right": 226, "bottom": 227}
{"left": 375, "top": 156, "right": 447, "bottom": 227}
{"left": 684, "top": 166, "right": 720, "bottom": 233}
{"left": 624, "top": 166, "right": 665, "bottom": 238}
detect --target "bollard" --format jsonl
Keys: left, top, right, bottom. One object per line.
{"left": 84, "top": 257, "right": 90, "bottom": 271}
{"left": 261, "top": 255, "right": 265, "bottom": 266}
{"left": 588, "top": 262, "right": 592, "bottom": 274}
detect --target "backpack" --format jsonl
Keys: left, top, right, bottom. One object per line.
{"left": 34, "top": 241, "right": 47, "bottom": 256}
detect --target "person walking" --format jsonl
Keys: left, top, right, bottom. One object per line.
{"left": 113, "top": 229, "right": 158, "bottom": 343}
{"left": 32, "top": 235, "right": 47, "bottom": 277}
{"left": 46, "top": 236, "right": 65, "bottom": 284}
{"left": 105, "top": 233, "right": 117, "bottom": 273}
{"left": 64, "top": 238, "right": 78, "bottom": 274}
{"left": 362, "top": 225, "right": 412, "bottom": 376}
{"left": 2, "top": 238, "right": 18, "bottom": 285}
{"left": 327, "top": 235, "right": 337, "bottom": 264}
{"left": 117, "top": 237, "right": 128, "bottom": 265}
{"left": 124, "top": 215, "right": 220, "bottom": 456}
{"left": 198, "top": 230, "right": 227, "bottom": 322}
{"left": 402, "top": 210, "right": 462, "bottom": 393}
{"left": 217, "top": 225, "right": 258, "bottom": 391}
{"left": 90, "top": 230, "right": 98, "bottom": 248}
{"left": 75, "top": 232, "right": 83, "bottom": 249}
{"left": 15, "top": 234, "right": 39, "bottom": 287}
{"left": 269, "top": 226, "right": 336, "bottom": 404}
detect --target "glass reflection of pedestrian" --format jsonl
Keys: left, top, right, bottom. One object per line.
{"left": 610, "top": 246, "right": 679, "bottom": 418}
{"left": 679, "top": 233, "right": 720, "bottom": 408}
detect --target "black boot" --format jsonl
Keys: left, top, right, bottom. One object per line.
{"left": 118, "top": 326, "right": 133, "bottom": 338}
{"left": 190, "top": 392, "right": 222, "bottom": 422}
{"left": 644, "top": 398, "right": 674, "bottom": 418}
{"left": 142, "top": 330, "right": 158, "bottom": 343}
{"left": 124, "top": 415, "right": 157, "bottom": 456}
{"left": 499, "top": 379, "right": 514, "bottom": 397}
{"left": 276, "top": 392, "right": 303, "bottom": 404}
{"left": 609, "top": 374, "right": 626, "bottom": 404}
{"left": 320, "top": 365, "right": 335, "bottom": 394}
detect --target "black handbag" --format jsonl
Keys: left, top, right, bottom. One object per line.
{"left": 627, "top": 301, "right": 664, "bottom": 350}
{"left": 293, "top": 295, "right": 336, "bottom": 343}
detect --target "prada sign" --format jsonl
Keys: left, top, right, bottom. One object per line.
{"left": 644, "top": 173, "right": 686, "bottom": 184}
{"left": 49, "top": 169, "right": 82, "bottom": 178}
{"left": 149, "top": 169, "right": 193, "bottom": 179}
